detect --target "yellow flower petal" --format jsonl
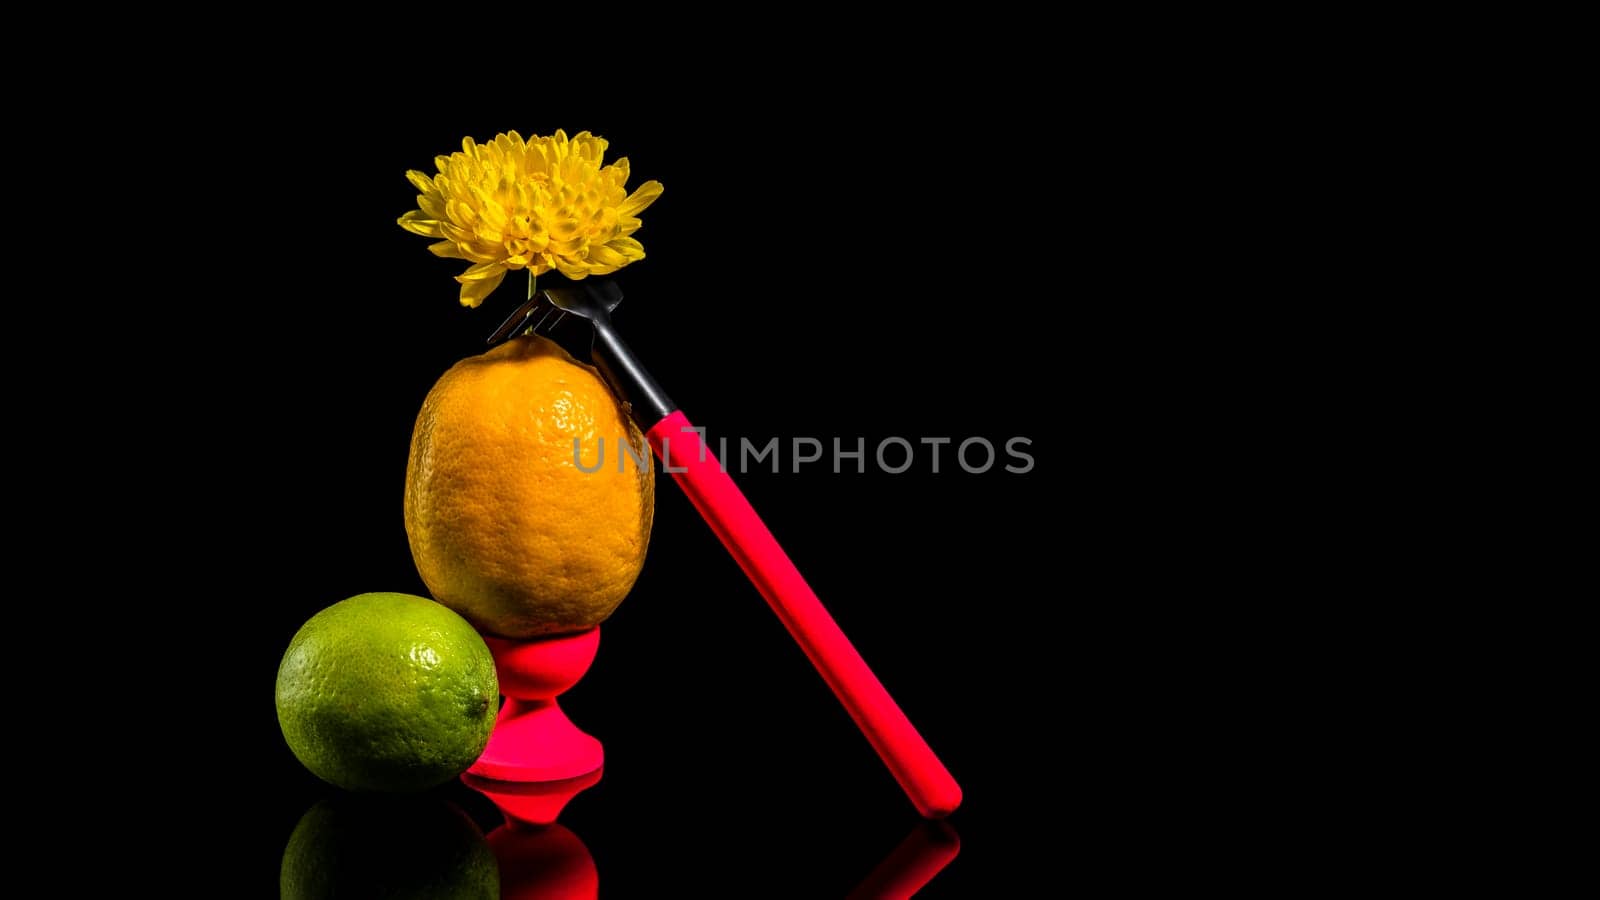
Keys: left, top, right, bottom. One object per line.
{"left": 618, "top": 180, "right": 662, "bottom": 217}
{"left": 555, "top": 258, "right": 590, "bottom": 279}
{"left": 608, "top": 236, "right": 645, "bottom": 260}
{"left": 550, "top": 235, "right": 588, "bottom": 257}
{"left": 454, "top": 261, "right": 505, "bottom": 282}
{"left": 398, "top": 212, "right": 444, "bottom": 238}
{"left": 549, "top": 217, "right": 581, "bottom": 241}
{"left": 405, "top": 170, "right": 436, "bottom": 194}
{"left": 458, "top": 267, "right": 506, "bottom": 308}
{"left": 586, "top": 244, "right": 628, "bottom": 268}
{"left": 428, "top": 240, "right": 466, "bottom": 259}
{"left": 418, "top": 192, "right": 448, "bottom": 221}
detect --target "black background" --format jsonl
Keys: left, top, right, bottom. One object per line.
{"left": 29, "top": 26, "right": 1375, "bottom": 894}
{"left": 122, "top": 82, "right": 1151, "bottom": 895}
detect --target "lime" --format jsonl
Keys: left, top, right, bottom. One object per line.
{"left": 276, "top": 592, "right": 497, "bottom": 791}
{"left": 281, "top": 795, "right": 499, "bottom": 899}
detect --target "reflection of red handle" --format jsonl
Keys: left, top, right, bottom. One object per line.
{"left": 847, "top": 821, "right": 961, "bottom": 899}
{"left": 646, "top": 410, "right": 962, "bottom": 819}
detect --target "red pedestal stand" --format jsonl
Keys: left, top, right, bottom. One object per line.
{"left": 463, "top": 628, "right": 603, "bottom": 827}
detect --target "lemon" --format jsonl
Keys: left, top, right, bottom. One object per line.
{"left": 404, "top": 334, "right": 654, "bottom": 637}
{"left": 275, "top": 592, "right": 497, "bottom": 791}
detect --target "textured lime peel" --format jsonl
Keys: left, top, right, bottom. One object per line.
{"left": 275, "top": 592, "right": 498, "bottom": 792}
{"left": 398, "top": 130, "right": 663, "bottom": 307}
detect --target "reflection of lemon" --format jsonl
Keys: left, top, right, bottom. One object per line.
{"left": 405, "top": 334, "right": 655, "bottom": 638}
{"left": 275, "top": 593, "right": 497, "bottom": 791}
{"left": 280, "top": 795, "right": 498, "bottom": 899}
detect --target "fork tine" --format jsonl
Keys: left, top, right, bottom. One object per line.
{"left": 487, "top": 294, "right": 554, "bottom": 346}
{"left": 530, "top": 305, "right": 559, "bottom": 334}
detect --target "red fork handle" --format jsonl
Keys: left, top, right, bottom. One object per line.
{"left": 646, "top": 411, "right": 962, "bottom": 818}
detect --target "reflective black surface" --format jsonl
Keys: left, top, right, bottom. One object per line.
{"left": 278, "top": 778, "right": 962, "bottom": 897}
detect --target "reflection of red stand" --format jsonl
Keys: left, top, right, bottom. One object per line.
{"left": 486, "top": 823, "right": 598, "bottom": 900}
{"left": 464, "top": 628, "right": 603, "bottom": 827}
{"left": 463, "top": 768, "right": 601, "bottom": 831}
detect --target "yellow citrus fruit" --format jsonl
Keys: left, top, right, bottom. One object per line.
{"left": 405, "top": 334, "right": 654, "bottom": 638}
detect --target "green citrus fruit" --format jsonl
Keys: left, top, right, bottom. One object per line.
{"left": 280, "top": 795, "right": 499, "bottom": 899}
{"left": 276, "top": 592, "right": 498, "bottom": 791}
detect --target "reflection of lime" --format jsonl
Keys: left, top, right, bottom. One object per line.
{"left": 280, "top": 795, "right": 498, "bottom": 899}
{"left": 275, "top": 592, "right": 497, "bottom": 791}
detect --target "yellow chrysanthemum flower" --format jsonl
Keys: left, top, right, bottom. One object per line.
{"left": 398, "top": 130, "right": 663, "bottom": 307}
